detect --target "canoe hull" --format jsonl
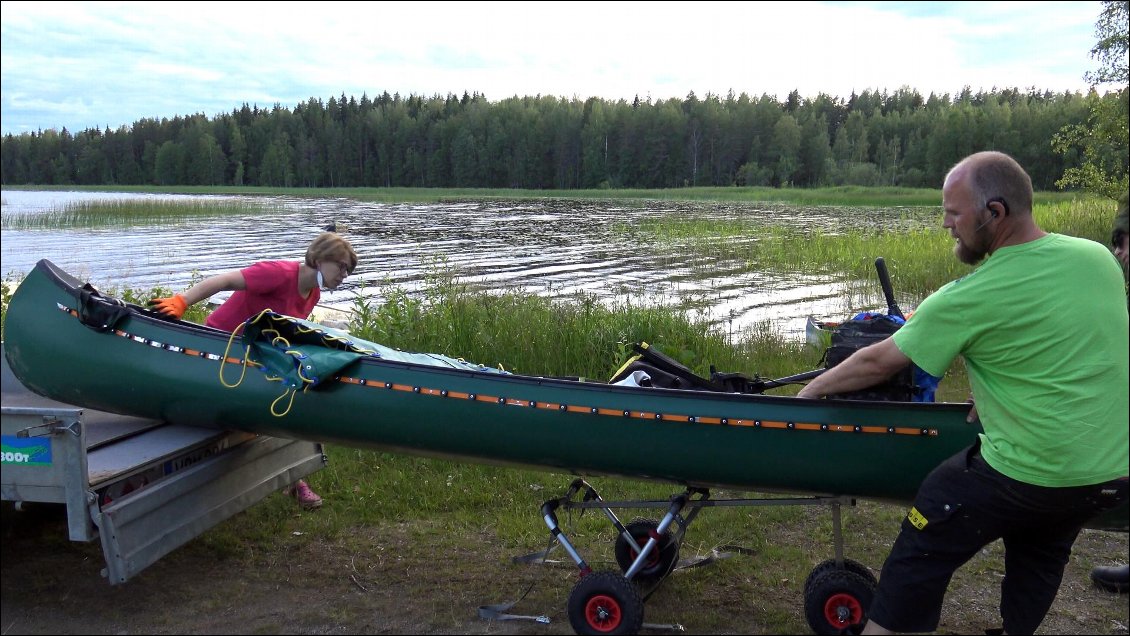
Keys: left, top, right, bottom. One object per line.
{"left": 5, "top": 260, "right": 1126, "bottom": 530}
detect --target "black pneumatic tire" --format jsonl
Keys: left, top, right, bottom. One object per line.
{"left": 567, "top": 571, "right": 645, "bottom": 635}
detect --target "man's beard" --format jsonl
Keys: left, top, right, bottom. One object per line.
{"left": 954, "top": 227, "right": 992, "bottom": 265}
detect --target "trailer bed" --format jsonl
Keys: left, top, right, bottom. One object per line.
{"left": 1, "top": 343, "right": 326, "bottom": 583}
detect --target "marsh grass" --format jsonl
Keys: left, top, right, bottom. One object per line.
{"left": 632, "top": 196, "right": 1114, "bottom": 309}
{"left": 0, "top": 198, "right": 285, "bottom": 229}
{"left": 342, "top": 259, "right": 832, "bottom": 385}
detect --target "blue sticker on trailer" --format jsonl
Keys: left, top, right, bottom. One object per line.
{"left": 1, "top": 435, "right": 52, "bottom": 466}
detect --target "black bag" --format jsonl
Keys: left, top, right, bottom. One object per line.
{"left": 609, "top": 342, "right": 766, "bottom": 393}
{"left": 823, "top": 315, "right": 917, "bottom": 401}
{"left": 610, "top": 343, "right": 724, "bottom": 390}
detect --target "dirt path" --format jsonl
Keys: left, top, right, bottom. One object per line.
{"left": 2, "top": 500, "right": 1127, "bottom": 635}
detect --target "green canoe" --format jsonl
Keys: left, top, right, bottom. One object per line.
{"left": 4, "top": 260, "right": 1126, "bottom": 527}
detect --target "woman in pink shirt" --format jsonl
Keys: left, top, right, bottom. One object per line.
{"left": 149, "top": 232, "right": 359, "bottom": 509}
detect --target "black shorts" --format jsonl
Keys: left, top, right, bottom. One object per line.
{"left": 867, "top": 443, "right": 1128, "bottom": 634}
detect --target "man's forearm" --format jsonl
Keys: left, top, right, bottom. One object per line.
{"left": 797, "top": 339, "right": 910, "bottom": 398}
{"left": 798, "top": 356, "right": 892, "bottom": 397}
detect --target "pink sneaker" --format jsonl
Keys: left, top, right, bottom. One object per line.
{"left": 287, "top": 480, "right": 322, "bottom": 509}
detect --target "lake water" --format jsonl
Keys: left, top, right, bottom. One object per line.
{"left": 0, "top": 190, "right": 935, "bottom": 339}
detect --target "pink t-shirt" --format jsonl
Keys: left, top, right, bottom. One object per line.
{"left": 205, "top": 261, "right": 320, "bottom": 332}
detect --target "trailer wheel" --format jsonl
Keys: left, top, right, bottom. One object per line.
{"left": 613, "top": 518, "right": 680, "bottom": 585}
{"left": 803, "top": 557, "right": 877, "bottom": 591}
{"left": 567, "top": 571, "right": 644, "bottom": 635}
{"left": 803, "top": 568, "right": 875, "bottom": 635}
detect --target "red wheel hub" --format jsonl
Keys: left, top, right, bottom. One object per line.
{"left": 584, "top": 594, "right": 622, "bottom": 632}
{"left": 630, "top": 530, "right": 662, "bottom": 567}
{"left": 823, "top": 592, "right": 864, "bottom": 626}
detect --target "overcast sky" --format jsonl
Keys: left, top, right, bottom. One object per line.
{"left": 0, "top": 0, "right": 1110, "bottom": 136}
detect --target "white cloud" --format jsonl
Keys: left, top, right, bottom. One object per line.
{"left": 0, "top": 0, "right": 1105, "bottom": 134}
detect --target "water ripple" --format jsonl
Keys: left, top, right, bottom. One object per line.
{"left": 1, "top": 190, "right": 934, "bottom": 339}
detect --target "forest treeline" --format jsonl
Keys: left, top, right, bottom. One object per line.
{"left": 0, "top": 86, "right": 1123, "bottom": 191}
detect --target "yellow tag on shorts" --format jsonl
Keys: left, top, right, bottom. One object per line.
{"left": 907, "top": 506, "right": 928, "bottom": 530}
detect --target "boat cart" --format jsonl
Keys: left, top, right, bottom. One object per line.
{"left": 540, "top": 478, "right": 877, "bottom": 635}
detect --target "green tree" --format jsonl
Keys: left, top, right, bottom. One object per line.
{"left": 1086, "top": 0, "right": 1129, "bottom": 86}
{"left": 580, "top": 98, "right": 611, "bottom": 188}
{"left": 797, "top": 111, "right": 831, "bottom": 187}
{"left": 107, "top": 126, "right": 141, "bottom": 184}
{"left": 0, "top": 82, "right": 1120, "bottom": 192}
{"left": 153, "top": 140, "right": 184, "bottom": 185}
{"left": 831, "top": 125, "right": 851, "bottom": 166}
{"left": 1053, "top": 0, "right": 1129, "bottom": 198}
{"left": 73, "top": 130, "right": 108, "bottom": 185}
{"left": 184, "top": 125, "right": 225, "bottom": 185}
{"left": 770, "top": 114, "right": 801, "bottom": 186}
{"left": 259, "top": 134, "right": 295, "bottom": 187}
{"left": 1, "top": 134, "right": 30, "bottom": 183}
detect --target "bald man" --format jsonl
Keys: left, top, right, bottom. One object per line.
{"left": 799, "top": 151, "right": 1129, "bottom": 634}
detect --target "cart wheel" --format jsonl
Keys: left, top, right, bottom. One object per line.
{"left": 567, "top": 571, "right": 644, "bottom": 635}
{"left": 803, "top": 557, "right": 877, "bottom": 591}
{"left": 803, "top": 568, "right": 875, "bottom": 635}
{"left": 613, "top": 518, "right": 680, "bottom": 585}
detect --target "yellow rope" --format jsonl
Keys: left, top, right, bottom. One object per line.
{"left": 219, "top": 320, "right": 252, "bottom": 388}
{"left": 270, "top": 386, "right": 298, "bottom": 417}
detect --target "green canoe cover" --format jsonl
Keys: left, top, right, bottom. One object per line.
{"left": 240, "top": 310, "right": 510, "bottom": 391}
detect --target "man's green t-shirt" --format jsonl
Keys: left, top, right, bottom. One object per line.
{"left": 892, "top": 234, "right": 1129, "bottom": 487}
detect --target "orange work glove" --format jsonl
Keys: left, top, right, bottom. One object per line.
{"left": 148, "top": 293, "right": 189, "bottom": 319}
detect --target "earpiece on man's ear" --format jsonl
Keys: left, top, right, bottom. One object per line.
{"left": 986, "top": 197, "right": 1009, "bottom": 217}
